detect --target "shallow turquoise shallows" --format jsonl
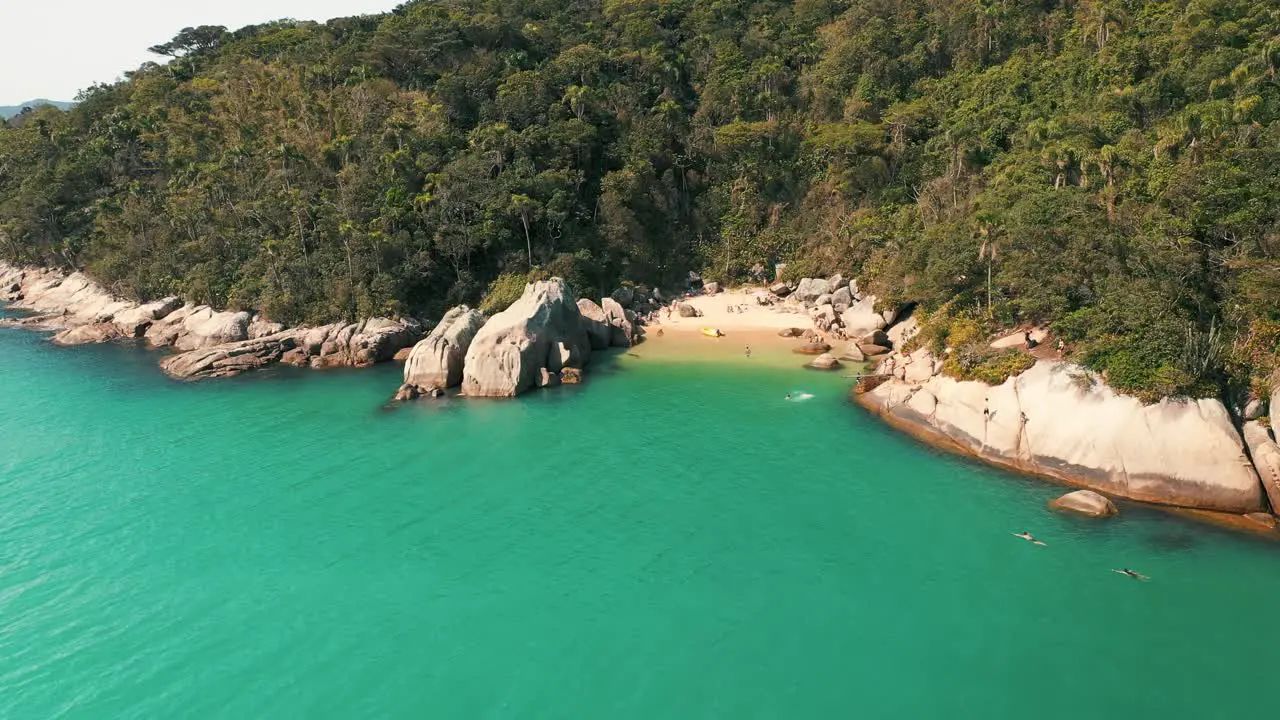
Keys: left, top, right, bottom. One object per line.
{"left": 2, "top": 319, "right": 1279, "bottom": 719}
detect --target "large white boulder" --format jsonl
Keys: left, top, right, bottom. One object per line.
{"left": 403, "top": 306, "right": 486, "bottom": 391}
{"left": 462, "top": 278, "right": 590, "bottom": 397}
{"left": 794, "top": 277, "right": 830, "bottom": 303}
{"left": 841, "top": 295, "right": 887, "bottom": 338}
{"left": 861, "top": 360, "right": 1264, "bottom": 513}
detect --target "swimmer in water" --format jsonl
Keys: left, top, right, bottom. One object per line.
{"left": 1013, "top": 531, "right": 1046, "bottom": 546}
{"left": 785, "top": 393, "right": 792, "bottom": 400}
{"left": 1112, "top": 568, "right": 1149, "bottom": 581}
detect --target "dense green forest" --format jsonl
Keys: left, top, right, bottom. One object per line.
{"left": 1, "top": 0, "right": 1278, "bottom": 400}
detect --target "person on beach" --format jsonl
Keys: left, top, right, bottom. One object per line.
{"left": 745, "top": 345, "right": 752, "bottom": 358}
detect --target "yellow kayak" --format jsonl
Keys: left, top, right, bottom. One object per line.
{"left": 701, "top": 327, "right": 725, "bottom": 338}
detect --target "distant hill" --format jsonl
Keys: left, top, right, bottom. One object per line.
{"left": 0, "top": 99, "right": 74, "bottom": 120}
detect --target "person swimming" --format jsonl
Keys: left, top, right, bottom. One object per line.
{"left": 1112, "top": 568, "right": 1149, "bottom": 581}
{"left": 1013, "top": 531, "right": 1047, "bottom": 546}
{"left": 785, "top": 393, "right": 792, "bottom": 400}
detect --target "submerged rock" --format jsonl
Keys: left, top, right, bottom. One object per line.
{"left": 793, "top": 342, "right": 831, "bottom": 355}
{"left": 1243, "top": 512, "right": 1278, "bottom": 530}
{"left": 1049, "top": 490, "right": 1118, "bottom": 518}
{"left": 807, "top": 353, "right": 841, "bottom": 371}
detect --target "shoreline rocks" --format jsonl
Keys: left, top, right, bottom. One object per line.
{"left": 857, "top": 349, "right": 1269, "bottom": 515}
{"left": 1, "top": 260, "right": 424, "bottom": 381}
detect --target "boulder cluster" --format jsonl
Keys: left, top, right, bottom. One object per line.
{"left": 858, "top": 342, "right": 1280, "bottom": 522}
{"left": 2, "top": 262, "right": 646, "bottom": 397}
{"left": 394, "top": 278, "right": 642, "bottom": 400}
{"left": 1, "top": 262, "right": 424, "bottom": 379}
{"left": 767, "top": 274, "right": 917, "bottom": 367}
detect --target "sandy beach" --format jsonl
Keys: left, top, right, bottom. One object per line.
{"left": 632, "top": 288, "right": 848, "bottom": 369}
{"left": 651, "top": 288, "right": 814, "bottom": 333}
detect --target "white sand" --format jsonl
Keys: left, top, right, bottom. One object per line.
{"left": 650, "top": 288, "right": 813, "bottom": 333}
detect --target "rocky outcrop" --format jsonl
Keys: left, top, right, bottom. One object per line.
{"left": 858, "top": 353, "right": 1266, "bottom": 514}
{"left": 1049, "top": 490, "right": 1118, "bottom": 518}
{"left": 52, "top": 323, "right": 123, "bottom": 346}
{"left": 1, "top": 262, "right": 183, "bottom": 341}
{"left": 841, "top": 296, "right": 887, "bottom": 338}
{"left": 294, "top": 317, "right": 424, "bottom": 369}
{"left": 601, "top": 297, "right": 636, "bottom": 347}
{"left": 1242, "top": 421, "right": 1280, "bottom": 512}
{"left": 112, "top": 297, "right": 183, "bottom": 337}
{"left": 172, "top": 307, "right": 252, "bottom": 351}
{"left": 401, "top": 306, "right": 486, "bottom": 393}
{"left": 462, "top": 278, "right": 590, "bottom": 398}
{"left": 143, "top": 304, "right": 252, "bottom": 351}
{"left": 159, "top": 331, "right": 297, "bottom": 379}
{"left": 2, "top": 260, "right": 423, "bottom": 381}
{"left": 577, "top": 299, "right": 611, "bottom": 351}
{"left": 794, "top": 277, "right": 830, "bottom": 303}
{"left": 161, "top": 317, "right": 424, "bottom": 380}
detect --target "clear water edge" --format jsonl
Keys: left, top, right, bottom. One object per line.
{"left": 2, "top": 317, "right": 1279, "bottom": 718}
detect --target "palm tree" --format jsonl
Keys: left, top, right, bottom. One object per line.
{"left": 976, "top": 220, "right": 1000, "bottom": 317}
{"left": 509, "top": 193, "right": 539, "bottom": 268}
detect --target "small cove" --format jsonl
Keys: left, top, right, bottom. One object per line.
{"left": 1, "top": 323, "right": 1278, "bottom": 718}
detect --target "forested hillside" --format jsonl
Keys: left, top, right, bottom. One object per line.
{"left": 1, "top": 0, "right": 1278, "bottom": 399}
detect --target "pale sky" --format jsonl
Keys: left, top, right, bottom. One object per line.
{"left": 1, "top": 0, "right": 399, "bottom": 104}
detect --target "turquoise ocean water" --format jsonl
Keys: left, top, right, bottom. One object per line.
{"left": 2, "top": 315, "right": 1279, "bottom": 718}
